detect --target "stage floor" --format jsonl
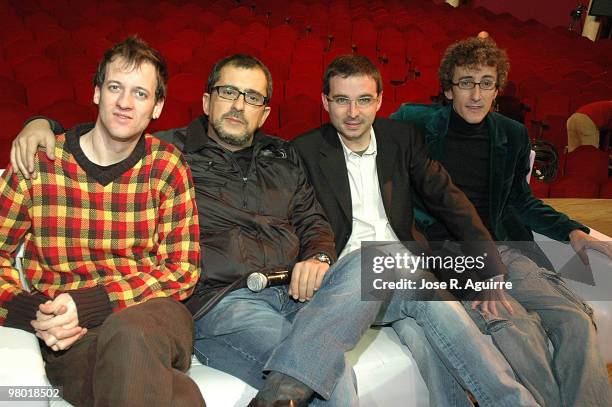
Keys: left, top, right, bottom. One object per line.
{"left": 543, "top": 199, "right": 612, "bottom": 237}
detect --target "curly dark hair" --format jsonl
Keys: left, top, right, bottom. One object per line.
{"left": 438, "top": 37, "right": 510, "bottom": 92}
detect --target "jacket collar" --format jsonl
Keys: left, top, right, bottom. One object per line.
{"left": 318, "top": 123, "right": 353, "bottom": 221}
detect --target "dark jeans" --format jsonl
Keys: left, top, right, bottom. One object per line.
{"left": 41, "top": 297, "right": 205, "bottom": 407}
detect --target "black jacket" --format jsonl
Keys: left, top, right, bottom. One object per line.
{"left": 292, "top": 118, "right": 507, "bottom": 281}
{"left": 156, "top": 116, "right": 336, "bottom": 315}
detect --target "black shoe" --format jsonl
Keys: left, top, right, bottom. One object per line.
{"left": 249, "top": 371, "right": 314, "bottom": 407}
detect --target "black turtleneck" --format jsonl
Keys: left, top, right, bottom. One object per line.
{"left": 428, "top": 109, "right": 492, "bottom": 240}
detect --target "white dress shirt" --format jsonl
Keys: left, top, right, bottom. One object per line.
{"left": 337, "top": 128, "right": 400, "bottom": 259}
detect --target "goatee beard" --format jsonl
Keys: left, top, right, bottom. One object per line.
{"left": 212, "top": 111, "right": 252, "bottom": 147}
{"left": 212, "top": 123, "right": 252, "bottom": 146}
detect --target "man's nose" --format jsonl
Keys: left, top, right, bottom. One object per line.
{"left": 348, "top": 100, "right": 359, "bottom": 117}
{"left": 231, "top": 93, "right": 246, "bottom": 110}
{"left": 470, "top": 85, "right": 483, "bottom": 100}
{"left": 117, "top": 90, "right": 134, "bottom": 109}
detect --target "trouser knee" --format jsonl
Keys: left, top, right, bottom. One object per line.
{"left": 172, "top": 370, "right": 206, "bottom": 407}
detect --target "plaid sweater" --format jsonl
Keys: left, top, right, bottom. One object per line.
{"left": 0, "top": 124, "right": 200, "bottom": 332}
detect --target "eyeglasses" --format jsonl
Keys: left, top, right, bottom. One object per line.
{"left": 452, "top": 78, "right": 497, "bottom": 91}
{"left": 213, "top": 85, "right": 268, "bottom": 106}
{"left": 326, "top": 95, "right": 378, "bottom": 107}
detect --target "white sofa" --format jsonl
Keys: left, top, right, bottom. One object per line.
{"left": 0, "top": 196, "right": 610, "bottom": 407}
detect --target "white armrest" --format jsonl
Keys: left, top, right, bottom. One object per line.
{"left": 0, "top": 327, "right": 50, "bottom": 406}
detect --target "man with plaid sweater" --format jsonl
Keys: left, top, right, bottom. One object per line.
{"left": 0, "top": 37, "right": 204, "bottom": 406}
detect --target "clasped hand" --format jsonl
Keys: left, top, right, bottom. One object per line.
{"left": 31, "top": 293, "right": 87, "bottom": 351}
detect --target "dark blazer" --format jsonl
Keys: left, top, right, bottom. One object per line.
{"left": 292, "top": 118, "right": 506, "bottom": 280}
{"left": 391, "top": 103, "right": 587, "bottom": 242}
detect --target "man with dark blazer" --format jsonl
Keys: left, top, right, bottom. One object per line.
{"left": 292, "top": 55, "right": 539, "bottom": 407}
{"left": 391, "top": 38, "right": 611, "bottom": 407}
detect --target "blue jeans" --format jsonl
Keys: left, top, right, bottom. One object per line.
{"left": 386, "top": 301, "right": 539, "bottom": 407}
{"left": 363, "top": 242, "right": 538, "bottom": 407}
{"left": 464, "top": 246, "right": 612, "bottom": 407}
{"left": 193, "top": 250, "right": 381, "bottom": 406}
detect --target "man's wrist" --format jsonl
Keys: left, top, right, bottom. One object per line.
{"left": 311, "top": 252, "right": 332, "bottom": 266}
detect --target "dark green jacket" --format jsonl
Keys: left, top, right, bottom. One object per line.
{"left": 391, "top": 103, "right": 587, "bottom": 242}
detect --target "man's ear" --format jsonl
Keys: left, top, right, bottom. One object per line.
{"left": 444, "top": 88, "right": 454, "bottom": 100}
{"left": 152, "top": 98, "right": 165, "bottom": 120}
{"left": 322, "top": 93, "right": 330, "bottom": 112}
{"left": 93, "top": 86, "right": 101, "bottom": 105}
{"left": 375, "top": 90, "right": 383, "bottom": 112}
{"left": 257, "top": 105, "right": 271, "bottom": 128}
{"left": 202, "top": 92, "right": 211, "bottom": 116}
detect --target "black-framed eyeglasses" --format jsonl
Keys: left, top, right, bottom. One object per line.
{"left": 213, "top": 85, "right": 268, "bottom": 106}
{"left": 452, "top": 78, "right": 497, "bottom": 91}
{"left": 325, "top": 95, "right": 378, "bottom": 107}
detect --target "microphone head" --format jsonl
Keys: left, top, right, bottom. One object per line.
{"left": 247, "top": 272, "right": 268, "bottom": 292}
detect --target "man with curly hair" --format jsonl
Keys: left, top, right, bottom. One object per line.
{"left": 392, "top": 37, "right": 612, "bottom": 407}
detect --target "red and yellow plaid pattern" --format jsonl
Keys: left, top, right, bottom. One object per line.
{"left": 0, "top": 134, "right": 200, "bottom": 325}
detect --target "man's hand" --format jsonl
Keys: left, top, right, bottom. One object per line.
{"left": 10, "top": 118, "right": 56, "bottom": 179}
{"left": 31, "top": 294, "right": 79, "bottom": 331}
{"left": 289, "top": 258, "right": 330, "bottom": 302}
{"left": 36, "top": 327, "right": 88, "bottom": 351}
{"left": 32, "top": 294, "right": 86, "bottom": 351}
{"left": 471, "top": 275, "right": 514, "bottom": 317}
{"left": 569, "top": 229, "right": 612, "bottom": 265}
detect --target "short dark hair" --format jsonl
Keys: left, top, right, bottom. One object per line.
{"left": 94, "top": 36, "right": 168, "bottom": 102}
{"left": 207, "top": 54, "right": 273, "bottom": 103}
{"left": 323, "top": 55, "right": 383, "bottom": 95}
{"left": 438, "top": 37, "right": 510, "bottom": 92}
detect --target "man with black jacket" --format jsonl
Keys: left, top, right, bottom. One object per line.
{"left": 11, "top": 55, "right": 382, "bottom": 407}
{"left": 292, "top": 55, "right": 539, "bottom": 407}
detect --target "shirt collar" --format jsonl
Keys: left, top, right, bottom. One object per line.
{"left": 337, "top": 127, "right": 377, "bottom": 160}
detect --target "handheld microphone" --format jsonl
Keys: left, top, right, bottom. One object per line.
{"left": 247, "top": 271, "right": 290, "bottom": 292}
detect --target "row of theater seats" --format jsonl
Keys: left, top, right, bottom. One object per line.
{"left": 530, "top": 146, "right": 612, "bottom": 199}
{"left": 1, "top": 0, "right": 610, "bottom": 197}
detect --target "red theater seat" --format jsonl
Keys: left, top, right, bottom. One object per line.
{"left": 529, "top": 179, "right": 550, "bottom": 198}
{"left": 44, "top": 37, "right": 85, "bottom": 61}
{"left": 549, "top": 176, "right": 599, "bottom": 198}
{"left": 14, "top": 55, "right": 58, "bottom": 83}
{"left": 599, "top": 178, "right": 612, "bottom": 199}
{"left": 537, "top": 92, "right": 571, "bottom": 118}
{"left": 167, "top": 73, "right": 206, "bottom": 105}
{"left": 33, "top": 24, "right": 69, "bottom": 48}
{"left": 564, "top": 145, "right": 609, "bottom": 185}
{"left": 39, "top": 101, "right": 95, "bottom": 129}
{"left": 147, "top": 98, "right": 191, "bottom": 133}
{"left": 157, "top": 39, "right": 194, "bottom": 65}
{"left": 0, "top": 77, "right": 26, "bottom": 104}
{"left": 278, "top": 120, "right": 314, "bottom": 141}
{"left": 280, "top": 95, "right": 320, "bottom": 128}
{"left": 26, "top": 76, "right": 75, "bottom": 112}
{"left": 0, "top": 102, "right": 34, "bottom": 162}
{"left": 3, "top": 38, "right": 43, "bottom": 65}
{"left": 172, "top": 29, "right": 206, "bottom": 49}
